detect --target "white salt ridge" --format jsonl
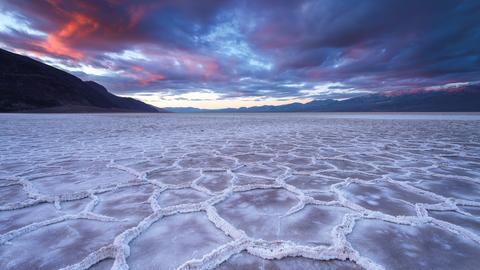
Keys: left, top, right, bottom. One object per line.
{"left": 0, "top": 113, "right": 479, "bottom": 270}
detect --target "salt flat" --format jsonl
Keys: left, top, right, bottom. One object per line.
{"left": 0, "top": 113, "right": 479, "bottom": 270}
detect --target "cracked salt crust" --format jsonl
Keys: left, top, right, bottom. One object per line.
{"left": 0, "top": 113, "right": 479, "bottom": 270}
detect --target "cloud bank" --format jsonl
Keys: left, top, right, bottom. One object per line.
{"left": 1, "top": 0, "right": 479, "bottom": 108}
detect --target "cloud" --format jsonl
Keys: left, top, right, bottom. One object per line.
{"left": 1, "top": 0, "right": 479, "bottom": 108}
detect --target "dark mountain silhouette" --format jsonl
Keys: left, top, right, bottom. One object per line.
{"left": 0, "top": 49, "right": 162, "bottom": 112}
{"left": 166, "top": 86, "right": 480, "bottom": 113}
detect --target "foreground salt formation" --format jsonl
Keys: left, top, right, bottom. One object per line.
{"left": 0, "top": 113, "right": 479, "bottom": 270}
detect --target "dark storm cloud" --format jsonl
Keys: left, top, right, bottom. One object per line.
{"left": 1, "top": 0, "right": 479, "bottom": 100}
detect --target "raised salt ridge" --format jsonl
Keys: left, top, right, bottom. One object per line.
{"left": 0, "top": 113, "right": 479, "bottom": 270}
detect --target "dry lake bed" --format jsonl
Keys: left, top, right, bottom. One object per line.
{"left": 0, "top": 113, "right": 479, "bottom": 270}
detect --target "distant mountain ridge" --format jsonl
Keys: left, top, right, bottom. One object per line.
{"left": 166, "top": 86, "right": 480, "bottom": 113}
{"left": 0, "top": 49, "right": 162, "bottom": 112}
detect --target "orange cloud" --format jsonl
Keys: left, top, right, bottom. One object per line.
{"left": 58, "top": 13, "right": 99, "bottom": 38}
{"left": 128, "top": 65, "right": 165, "bottom": 86}
{"left": 36, "top": 13, "right": 99, "bottom": 59}
{"left": 139, "top": 73, "right": 166, "bottom": 86}
{"left": 37, "top": 36, "right": 84, "bottom": 59}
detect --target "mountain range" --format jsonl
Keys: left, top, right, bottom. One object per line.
{"left": 0, "top": 49, "right": 161, "bottom": 113}
{"left": 166, "top": 87, "right": 480, "bottom": 113}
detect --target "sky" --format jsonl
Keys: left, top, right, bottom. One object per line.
{"left": 1, "top": 0, "right": 479, "bottom": 109}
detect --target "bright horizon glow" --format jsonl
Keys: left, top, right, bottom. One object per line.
{"left": 122, "top": 93, "right": 313, "bottom": 109}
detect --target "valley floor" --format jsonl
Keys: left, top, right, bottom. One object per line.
{"left": 0, "top": 113, "right": 479, "bottom": 270}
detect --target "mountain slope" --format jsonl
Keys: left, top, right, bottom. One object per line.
{"left": 166, "top": 87, "right": 480, "bottom": 113}
{"left": 0, "top": 49, "right": 161, "bottom": 112}
{"left": 303, "top": 88, "right": 480, "bottom": 112}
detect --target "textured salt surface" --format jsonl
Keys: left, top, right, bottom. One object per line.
{"left": 216, "top": 251, "right": 362, "bottom": 269}
{"left": 0, "top": 113, "right": 480, "bottom": 270}
{"left": 348, "top": 220, "right": 480, "bottom": 270}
